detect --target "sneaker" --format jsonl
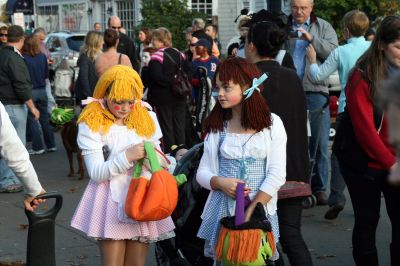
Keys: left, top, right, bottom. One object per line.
{"left": 28, "top": 149, "right": 45, "bottom": 155}
{"left": 48, "top": 147, "right": 57, "bottom": 152}
{"left": 324, "top": 205, "right": 344, "bottom": 220}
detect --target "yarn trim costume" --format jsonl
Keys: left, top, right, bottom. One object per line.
{"left": 71, "top": 65, "right": 176, "bottom": 242}
{"left": 78, "top": 65, "right": 155, "bottom": 137}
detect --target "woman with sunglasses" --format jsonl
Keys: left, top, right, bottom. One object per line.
{"left": 0, "top": 26, "right": 8, "bottom": 48}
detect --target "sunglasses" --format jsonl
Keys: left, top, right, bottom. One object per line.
{"left": 111, "top": 26, "right": 121, "bottom": 30}
{"left": 0, "top": 34, "right": 7, "bottom": 37}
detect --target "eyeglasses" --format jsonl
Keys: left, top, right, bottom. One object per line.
{"left": 111, "top": 26, "right": 121, "bottom": 30}
{"left": 0, "top": 34, "right": 7, "bottom": 37}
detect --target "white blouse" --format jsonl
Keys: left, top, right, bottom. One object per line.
{"left": 196, "top": 113, "right": 287, "bottom": 215}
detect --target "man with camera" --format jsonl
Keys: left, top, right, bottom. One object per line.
{"left": 287, "top": 0, "right": 338, "bottom": 206}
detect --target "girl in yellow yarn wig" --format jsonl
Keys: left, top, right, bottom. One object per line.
{"left": 71, "top": 65, "right": 175, "bottom": 266}
{"left": 78, "top": 64, "right": 155, "bottom": 137}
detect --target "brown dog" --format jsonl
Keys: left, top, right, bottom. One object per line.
{"left": 60, "top": 121, "right": 84, "bottom": 180}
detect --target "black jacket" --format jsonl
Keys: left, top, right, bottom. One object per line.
{"left": 75, "top": 53, "right": 98, "bottom": 104}
{"left": 117, "top": 33, "right": 140, "bottom": 72}
{"left": 0, "top": 46, "right": 32, "bottom": 105}
{"left": 147, "top": 48, "right": 191, "bottom": 106}
{"left": 256, "top": 60, "right": 310, "bottom": 183}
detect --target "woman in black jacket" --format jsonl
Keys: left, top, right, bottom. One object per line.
{"left": 147, "top": 27, "right": 189, "bottom": 153}
{"left": 75, "top": 31, "right": 103, "bottom": 105}
{"left": 245, "top": 19, "right": 312, "bottom": 266}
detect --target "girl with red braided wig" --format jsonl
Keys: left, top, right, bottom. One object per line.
{"left": 196, "top": 57, "right": 287, "bottom": 263}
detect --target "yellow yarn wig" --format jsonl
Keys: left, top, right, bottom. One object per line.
{"left": 78, "top": 65, "right": 155, "bottom": 138}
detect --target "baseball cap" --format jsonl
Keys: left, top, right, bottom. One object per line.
{"left": 194, "top": 39, "right": 211, "bottom": 49}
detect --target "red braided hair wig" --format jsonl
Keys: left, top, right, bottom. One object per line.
{"left": 204, "top": 57, "right": 272, "bottom": 134}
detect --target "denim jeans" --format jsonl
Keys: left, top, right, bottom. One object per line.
{"left": 0, "top": 104, "right": 26, "bottom": 188}
{"left": 4, "top": 104, "right": 27, "bottom": 145}
{"left": 45, "top": 79, "right": 56, "bottom": 114}
{"left": 306, "top": 93, "right": 330, "bottom": 193}
{"left": 340, "top": 164, "right": 400, "bottom": 266}
{"left": 27, "top": 88, "right": 55, "bottom": 151}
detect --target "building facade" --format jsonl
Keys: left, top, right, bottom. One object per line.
{"left": 34, "top": 0, "right": 289, "bottom": 53}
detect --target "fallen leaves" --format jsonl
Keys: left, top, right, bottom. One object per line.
{"left": 17, "top": 224, "right": 28, "bottom": 230}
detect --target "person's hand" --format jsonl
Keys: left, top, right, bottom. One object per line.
{"left": 24, "top": 189, "right": 46, "bottom": 212}
{"left": 244, "top": 202, "right": 257, "bottom": 222}
{"left": 306, "top": 44, "right": 317, "bottom": 64}
{"left": 30, "top": 107, "right": 40, "bottom": 120}
{"left": 296, "top": 28, "right": 314, "bottom": 42}
{"left": 231, "top": 48, "right": 238, "bottom": 57}
{"left": 211, "top": 177, "right": 250, "bottom": 198}
{"left": 389, "top": 161, "right": 400, "bottom": 185}
{"left": 126, "top": 142, "right": 145, "bottom": 162}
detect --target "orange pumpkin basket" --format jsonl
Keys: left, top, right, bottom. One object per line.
{"left": 125, "top": 141, "right": 178, "bottom": 221}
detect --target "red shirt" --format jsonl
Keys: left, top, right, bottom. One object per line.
{"left": 346, "top": 70, "right": 396, "bottom": 170}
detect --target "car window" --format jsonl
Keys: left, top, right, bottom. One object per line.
{"left": 47, "top": 37, "right": 62, "bottom": 52}
{"left": 66, "top": 36, "right": 85, "bottom": 52}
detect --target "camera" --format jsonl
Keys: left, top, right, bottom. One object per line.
{"left": 289, "top": 30, "right": 299, "bottom": 38}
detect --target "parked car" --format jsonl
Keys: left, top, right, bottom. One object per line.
{"left": 45, "top": 32, "right": 86, "bottom": 72}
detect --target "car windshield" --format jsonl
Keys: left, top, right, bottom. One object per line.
{"left": 66, "top": 36, "right": 85, "bottom": 52}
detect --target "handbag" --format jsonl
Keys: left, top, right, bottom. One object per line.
{"left": 163, "top": 49, "right": 191, "bottom": 98}
{"left": 215, "top": 183, "right": 275, "bottom": 265}
{"left": 332, "top": 106, "right": 383, "bottom": 173}
{"left": 125, "top": 141, "right": 180, "bottom": 221}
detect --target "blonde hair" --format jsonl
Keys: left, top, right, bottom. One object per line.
{"left": 78, "top": 65, "right": 155, "bottom": 137}
{"left": 81, "top": 31, "right": 104, "bottom": 62}
{"left": 344, "top": 10, "right": 370, "bottom": 37}
{"left": 152, "top": 27, "right": 172, "bottom": 47}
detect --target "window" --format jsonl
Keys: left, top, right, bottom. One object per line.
{"left": 191, "top": 0, "right": 212, "bottom": 22}
{"left": 61, "top": 3, "right": 88, "bottom": 31}
{"left": 37, "top": 5, "right": 59, "bottom": 32}
{"left": 117, "top": 1, "right": 137, "bottom": 39}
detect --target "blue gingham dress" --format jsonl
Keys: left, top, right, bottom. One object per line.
{"left": 197, "top": 129, "right": 279, "bottom": 260}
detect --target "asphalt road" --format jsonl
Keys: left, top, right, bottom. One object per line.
{"left": 0, "top": 133, "right": 391, "bottom": 265}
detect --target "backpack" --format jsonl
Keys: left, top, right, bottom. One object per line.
{"left": 332, "top": 106, "right": 383, "bottom": 173}
{"left": 164, "top": 49, "right": 191, "bottom": 98}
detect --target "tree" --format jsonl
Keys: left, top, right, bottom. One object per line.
{"left": 140, "top": 0, "right": 207, "bottom": 51}
{"left": 314, "top": 0, "right": 400, "bottom": 39}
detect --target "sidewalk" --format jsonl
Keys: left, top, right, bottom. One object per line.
{"left": 0, "top": 133, "right": 391, "bottom": 265}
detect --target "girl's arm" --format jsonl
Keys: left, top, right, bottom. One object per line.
{"left": 196, "top": 133, "right": 218, "bottom": 190}
{"left": 346, "top": 71, "right": 396, "bottom": 168}
{"left": 78, "top": 123, "right": 142, "bottom": 183}
{"left": 197, "top": 132, "right": 250, "bottom": 198}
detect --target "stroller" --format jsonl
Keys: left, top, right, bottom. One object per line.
{"left": 52, "top": 58, "right": 77, "bottom": 107}
{"left": 155, "top": 66, "right": 216, "bottom": 265}
{"left": 155, "top": 142, "right": 213, "bottom": 265}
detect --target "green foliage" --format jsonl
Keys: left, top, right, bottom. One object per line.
{"left": 314, "top": 0, "right": 399, "bottom": 40}
{"left": 140, "top": 0, "right": 207, "bottom": 51}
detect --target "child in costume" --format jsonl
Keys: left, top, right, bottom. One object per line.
{"left": 196, "top": 57, "right": 287, "bottom": 262}
{"left": 70, "top": 65, "right": 175, "bottom": 266}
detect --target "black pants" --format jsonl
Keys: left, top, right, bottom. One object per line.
{"left": 155, "top": 101, "right": 186, "bottom": 153}
{"left": 277, "top": 198, "right": 313, "bottom": 266}
{"left": 340, "top": 164, "right": 400, "bottom": 266}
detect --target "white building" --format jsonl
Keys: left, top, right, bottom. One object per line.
{"left": 34, "top": 0, "right": 291, "bottom": 54}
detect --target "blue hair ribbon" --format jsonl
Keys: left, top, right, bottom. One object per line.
{"left": 243, "top": 73, "right": 268, "bottom": 100}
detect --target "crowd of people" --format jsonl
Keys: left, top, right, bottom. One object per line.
{"left": 0, "top": 0, "right": 400, "bottom": 265}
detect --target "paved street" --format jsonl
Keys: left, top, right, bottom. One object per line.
{"left": 0, "top": 133, "right": 391, "bottom": 265}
